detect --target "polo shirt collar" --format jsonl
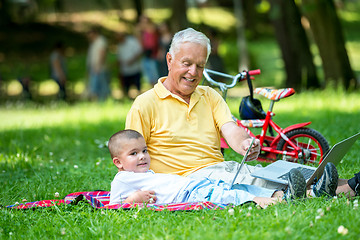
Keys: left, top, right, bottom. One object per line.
{"left": 154, "top": 77, "right": 204, "bottom": 105}
{"left": 155, "top": 77, "right": 171, "bottom": 99}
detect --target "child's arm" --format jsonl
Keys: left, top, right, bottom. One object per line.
{"left": 123, "top": 190, "right": 157, "bottom": 203}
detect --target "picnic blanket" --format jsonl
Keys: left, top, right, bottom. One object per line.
{"left": 6, "top": 191, "right": 228, "bottom": 211}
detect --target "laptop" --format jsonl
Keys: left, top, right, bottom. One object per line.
{"left": 230, "top": 137, "right": 256, "bottom": 188}
{"left": 250, "top": 132, "right": 360, "bottom": 186}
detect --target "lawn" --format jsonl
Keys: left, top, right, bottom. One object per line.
{"left": 1, "top": 89, "right": 359, "bottom": 239}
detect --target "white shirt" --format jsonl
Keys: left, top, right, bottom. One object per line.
{"left": 87, "top": 35, "right": 107, "bottom": 72}
{"left": 116, "top": 35, "right": 143, "bottom": 76}
{"left": 109, "top": 170, "right": 191, "bottom": 205}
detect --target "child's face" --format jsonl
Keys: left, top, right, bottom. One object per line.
{"left": 116, "top": 137, "right": 150, "bottom": 173}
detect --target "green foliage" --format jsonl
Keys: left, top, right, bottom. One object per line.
{"left": 0, "top": 91, "right": 359, "bottom": 239}
{"left": 1, "top": 1, "right": 360, "bottom": 91}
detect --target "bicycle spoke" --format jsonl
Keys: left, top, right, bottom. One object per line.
{"left": 306, "top": 138, "right": 311, "bottom": 149}
{"left": 276, "top": 129, "right": 329, "bottom": 166}
{"left": 282, "top": 136, "right": 322, "bottom": 163}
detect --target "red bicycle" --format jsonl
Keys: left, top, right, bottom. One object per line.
{"left": 203, "top": 68, "right": 330, "bottom": 166}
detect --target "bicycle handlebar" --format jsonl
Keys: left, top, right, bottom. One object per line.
{"left": 203, "top": 69, "right": 261, "bottom": 92}
{"left": 247, "top": 69, "right": 261, "bottom": 76}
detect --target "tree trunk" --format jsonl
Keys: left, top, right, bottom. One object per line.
{"left": 170, "top": 0, "right": 188, "bottom": 32}
{"left": 233, "top": 0, "right": 249, "bottom": 71}
{"left": 300, "top": 0, "right": 356, "bottom": 90}
{"left": 242, "top": 0, "right": 267, "bottom": 40}
{"left": 0, "top": 0, "right": 12, "bottom": 26}
{"left": 134, "top": 0, "right": 143, "bottom": 21}
{"left": 269, "top": 0, "right": 319, "bottom": 90}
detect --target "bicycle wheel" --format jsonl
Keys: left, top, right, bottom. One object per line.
{"left": 276, "top": 128, "right": 330, "bottom": 165}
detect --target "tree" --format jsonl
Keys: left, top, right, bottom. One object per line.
{"left": 300, "top": 0, "right": 356, "bottom": 90}
{"left": 233, "top": 0, "right": 249, "bottom": 71}
{"left": 242, "top": 0, "right": 270, "bottom": 39}
{"left": 269, "top": 0, "right": 319, "bottom": 90}
{"left": 0, "top": 0, "right": 12, "bottom": 26}
{"left": 133, "top": 0, "right": 143, "bottom": 21}
{"left": 170, "top": 0, "right": 188, "bottom": 32}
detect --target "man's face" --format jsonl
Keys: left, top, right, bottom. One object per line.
{"left": 115, "top": 137, "right": 150, "bottom": 173}
{"left": 166, "top": 42, "right": 207, "bottom": 101}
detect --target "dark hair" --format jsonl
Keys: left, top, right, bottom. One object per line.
{"left": 54, "top": 41, "right": 64, "bottom": 50}
{"left": 88, "top": 26, "right": 101, "bottom": 34}
{"left": 108, "top": 130, "right": 143, "bottom": 158}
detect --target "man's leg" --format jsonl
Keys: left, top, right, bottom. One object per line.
{"left": 190, "top": 162, "right": 359, "bottom": 197}
{"left": 188, "top": 161, "right": 286, "bottom": 190}
{"left": 98, "top": 71, "right": 110, "bottom": 100}
{"left": 89, "top": 72, "right": 99, "bottom": 100}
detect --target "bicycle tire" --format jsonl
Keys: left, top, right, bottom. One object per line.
{"left": 276, "top": 128, "right": 330, "bottom": 165}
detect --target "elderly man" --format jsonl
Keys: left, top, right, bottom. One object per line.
{"left": 125, "top": 28, "right": 359, "bottom": 198}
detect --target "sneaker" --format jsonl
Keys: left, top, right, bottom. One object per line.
{"left": 312, "top": 162, "right": 338, "bottom": 197}
{"left": 347, "top": 171, "right": 360, "bottom": 196}
{"left": 283, "top": 168, "right": 306, "bottom": 202}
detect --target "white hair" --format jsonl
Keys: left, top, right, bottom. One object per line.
{"left": 169, "top": 28, "right": 211, "bottom": 61}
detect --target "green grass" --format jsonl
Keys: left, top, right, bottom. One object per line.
{"left": 1, "top": 90, "right": 360, "bottom": 239}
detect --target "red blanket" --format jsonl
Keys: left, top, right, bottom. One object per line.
{"left": 6, "top": 191, "right": 228, "bottom": 211}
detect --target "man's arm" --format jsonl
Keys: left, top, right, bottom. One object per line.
{"left": 220, "top": 121, "right": 260, "bottom": 161}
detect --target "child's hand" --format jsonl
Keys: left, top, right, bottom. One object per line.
{"left": 125, "top": 190, "right": 157, "bottom": 203}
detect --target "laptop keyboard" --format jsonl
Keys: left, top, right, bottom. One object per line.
{"left": 278, "top": 167, "right": 314, "bottom": 181}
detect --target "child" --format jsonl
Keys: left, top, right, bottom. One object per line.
{"left": 108, "top": 129, "right": 308, "bottom": 208}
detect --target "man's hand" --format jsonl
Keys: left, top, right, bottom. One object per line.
{"left": 241, "top": 138, "right": 261, "bottom": 161}
{"left": 221, "top": 122, "right": 261, "bottom": 161}
{"left": 123, "top": 190, "right": 157, "bottom": 203}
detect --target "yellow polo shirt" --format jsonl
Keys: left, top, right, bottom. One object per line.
{"left": 125, "top": 77, "right": 234, "bottom": 176}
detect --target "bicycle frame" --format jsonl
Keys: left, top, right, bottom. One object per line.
{"left": 235, "top": 116, "right": 312, "bottom": 161}
{"left": 203, "top": 68, "right": 328, "bottom": 164}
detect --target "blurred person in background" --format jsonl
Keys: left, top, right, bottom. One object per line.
{"left": 157, "top": 21, "right": 173, "bottom": 78}
{"left": 86, "top": 27, "right": 110, "bottom": 101}
{"left": 136, "top": 15, "right": 159, "bottom": 86}
{"left": 50, "top": 41, "right": 67, "bottom": 100}
{"left": 17, "top": 76, "right": 32, "bottom": 100}
{"left": 116, "top": 31, "right": 143, "bottom": 99}
{"left": 205, "top": 27, "right": 225, "bottom": 73}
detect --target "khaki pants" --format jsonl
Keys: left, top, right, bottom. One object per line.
{"left": 188, "top": 161, "right": 286, "bottom": 190}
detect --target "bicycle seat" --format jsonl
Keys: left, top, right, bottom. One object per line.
{"left": 254, "top": 88, "right": 295, "bottom": 101}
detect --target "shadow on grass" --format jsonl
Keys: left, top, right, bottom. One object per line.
{"left": 0, "top": 119, "right": 123, "bottom": 205}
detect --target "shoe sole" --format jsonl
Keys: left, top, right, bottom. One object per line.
{"left": 288, "top": 169, "right": 306, "bottom": 198}
{"left": 322, "top": 162, "right": 338, "bottom": 197}
{"left": 313, "top": 162, "right": 338, "bottom": 197}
